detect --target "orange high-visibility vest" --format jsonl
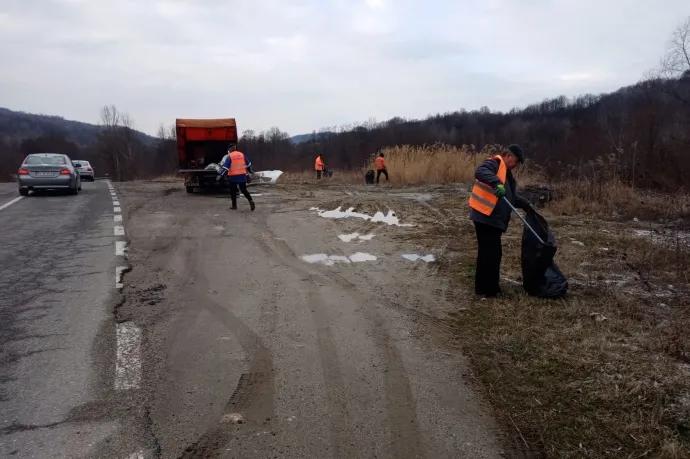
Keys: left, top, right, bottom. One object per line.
{"left": 229, "top": 151, "right": 247, "bottom": 176}
{"left": 315, "top": 157, "right": 324, "bottom": 171}
{"left": 375, "top": 157, "right": 386, "bottom": 170}
{"left": 468, "top": 155, "right": 507, "bottom": 216}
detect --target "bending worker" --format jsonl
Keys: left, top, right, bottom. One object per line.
{"left": 315, "top": 154, "right": 324, "bottom": 179}
{"left": 222, "top": 144, "right": 255, "bottom": 211}
{"left": 375, "top": 152, "right": 389, "bottom": 183}
{"left": 469, "top": 144, "right": 531, "bottom": 298}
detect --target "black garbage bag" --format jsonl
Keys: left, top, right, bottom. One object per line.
{"left": 520, "top": 206, "right": 568, "bottom": 298}
{"left": 364, "top": 170, "right": 375, "bottom": 185}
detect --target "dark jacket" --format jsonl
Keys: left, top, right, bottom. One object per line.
{"left": 470, "top": 157, "right": 530, "bottom": 232}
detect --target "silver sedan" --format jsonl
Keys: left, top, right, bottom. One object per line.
{"left": 17, "top": 153, "right": 82, "bottom": 196}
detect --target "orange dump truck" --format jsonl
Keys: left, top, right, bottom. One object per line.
{"left": 176, "top": 118, "right": 238, "bottom": 193}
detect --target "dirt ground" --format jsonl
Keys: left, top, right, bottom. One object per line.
{"left": 113, "top": 179, "right": 690, "bottom": 458}
{"left": 112, "top": 180, "right": 510, "bottom": 459}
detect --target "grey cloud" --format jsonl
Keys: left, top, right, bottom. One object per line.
{"left": 0, "top": 0, "right": 687, "bottom": 135}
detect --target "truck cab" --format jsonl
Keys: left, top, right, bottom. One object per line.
{"left": 176, "top": 118, "right": 238, "bottom": 193}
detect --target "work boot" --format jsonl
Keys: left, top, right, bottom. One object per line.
{"left": 249, "top": 200, "right": 256, "bottom": 211}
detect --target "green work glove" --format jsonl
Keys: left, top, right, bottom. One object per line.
{"left": 494, "top": 184, "right": 506, "bottom": 198}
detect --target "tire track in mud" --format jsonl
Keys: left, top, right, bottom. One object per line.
{"left": 118, "top": 195, "right": 275, "bottom": 459}
{"left": 254, "top": 231, "right": 360, "bottom": 459}
{"left": 255, "top": 220, "right": 425, "bottom": 459}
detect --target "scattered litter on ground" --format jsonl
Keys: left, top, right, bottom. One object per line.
{"left": 338, "top": 232, "right": 376, "bottom": 242}
{"left": 402, "top": 254, "right": 435, "bottom": 262}
{"left": 310, "top": 206, "right": 414, "bottom": 227}
{"left": 300, "top": 252, "right": 378, "bottom": 265}
{"left": 631, "top": 228, "right": 690, "bottom": 248}
{"left": 349, "top": 252, "right": 378, "bottom": 262}
{"left": 570, "top": 239, "right": 585, "bottom": 246}
{"left": 590, "top": 312, "right": 608, "bottom": 322}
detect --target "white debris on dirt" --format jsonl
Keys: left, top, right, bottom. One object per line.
{"left": 590, "top": 312, "right": 608, "bottom": 322}
{"left": 570, "top": 240, "right": 585, "bottom": 246}
{"left": 631, "top": 228, "right": 690, "bottom": 248}
{"left": 402, "top": 254, "right": 435, "bottom": 262}
{"left": 300, "top": 253, "right": 378, "bottom": 265}
{"left": 633, "top": 217, "right": 639, "bottom": 222}
{"left": 221, "top": 413, "right": 245, "bottom": 424}
{"left": 338, "top": 232, "right": 375, "bottom": 242}
{"left": 349, "top": 252, "right": 377, "bottom": 262}
{"left": 310, "top": 206, "right": 414, "bottom": 227}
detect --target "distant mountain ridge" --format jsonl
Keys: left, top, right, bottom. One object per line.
{"left": 0, "top": 107, "right": 157, "bottom": 146}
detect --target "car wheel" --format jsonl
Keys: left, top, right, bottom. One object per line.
{"left": 186, "top": 186, "right": 194, "bottom": 193}
{"left": 19, "top": 189, "right": 29, "bottom": 197}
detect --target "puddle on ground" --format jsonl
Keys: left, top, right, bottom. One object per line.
{"left": 338, "top": 232, "right": 375, "bottom": 242}
{"left": 402, "top": 253, "right": 435, "bottom": 262}
{"left": 311, "top": 206, "right": 414, "bottom": 227}
{"left": 301, "top": 252, "right": 378, "bottom": 265}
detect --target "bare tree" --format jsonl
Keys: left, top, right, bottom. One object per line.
{"left": 661, "top": 16, "right": 690, "bottom": 79}
{"left": 97, "top": 105, "right": 145, "bottom": 181}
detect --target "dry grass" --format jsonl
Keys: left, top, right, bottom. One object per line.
{"left": 292, "top": 143, "right": 690, "bottom": 223}
{"left": 545, "top": 179, "right": 690, "bottom": 222}
{"left": 407, "top": 194, "right": 690, "bottom": 458}
{"left": 150, "top": 173, "right": 181, "bottom": 183}
{"left": 373, "top": 143, "right": 507, "bottom": 184}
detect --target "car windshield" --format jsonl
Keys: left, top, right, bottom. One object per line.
{"left": 24, "top": 155, "right": 67, "bottom": 165}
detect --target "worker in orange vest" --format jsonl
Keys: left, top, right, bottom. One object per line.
{"left": 315, "top": 155, "right": 325, "bottom": 179}
{"left": 468, "top": 144, "right": 531, "bottom": 297}
{"left": 374, "top": 152, "right": 388, "bottom": 184}
{"left": 221, "top": 144, "right": 255, "bottom": 211}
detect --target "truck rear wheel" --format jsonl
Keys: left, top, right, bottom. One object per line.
{"left": 186, "top": 186, "right": 194, "bottom": 193}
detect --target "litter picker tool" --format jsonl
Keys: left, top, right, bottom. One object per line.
{"left": 502, "top": 196, "right": 546, "bottom": 244}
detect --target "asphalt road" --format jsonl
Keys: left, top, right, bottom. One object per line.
{"left": 0, "top": 181, "right": 129, "bottom": 459}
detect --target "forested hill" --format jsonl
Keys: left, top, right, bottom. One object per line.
{"left": 0, "top": 107, "right": 156, "bottom": 146}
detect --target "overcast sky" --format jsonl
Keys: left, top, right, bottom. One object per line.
{"left": 0, "top": 0, "right": 687, "bottom": 136}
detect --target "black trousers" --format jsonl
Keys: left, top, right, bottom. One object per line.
{"left": 230, "top": 182, "right": 252, "bottom": 204}
{"left": 316, "top": 170, "right": 322, "bottom": 179}
{"left": 376, "top": 169, "right": 388, "bottom": 183}
{"left": 473, "top": 221, "right": 503, "bottom": 296}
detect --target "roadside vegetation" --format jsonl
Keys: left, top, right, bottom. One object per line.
{"left": 287, "top": 140, "right": 690, "bottom": 458}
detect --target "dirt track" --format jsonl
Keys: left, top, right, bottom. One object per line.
{"left": 112, "top": 181, "right": 505, "bottom": 458}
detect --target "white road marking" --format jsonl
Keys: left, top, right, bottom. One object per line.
{"left": 0, "top": 196, "right": 24, "bottom": 211}
{"left": 114, "top": 214, "right": 122, "bottom": 222}
{"left": 115, "top": 323, "right": 142, "bottom": 390}
{"left": 113, "top": 200, "right": 120, "bottom": 206}
{"left": 114, "top": 206, "right": 121, "bottom": 213}
{"left": 115, "top": 241, "right": 127, "bottom": 257}
{"left": 116, "top": 266, "right": 127, "bottom": 289}
{"left": 114, "top": 225, "right": 125, "bottom": 236}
